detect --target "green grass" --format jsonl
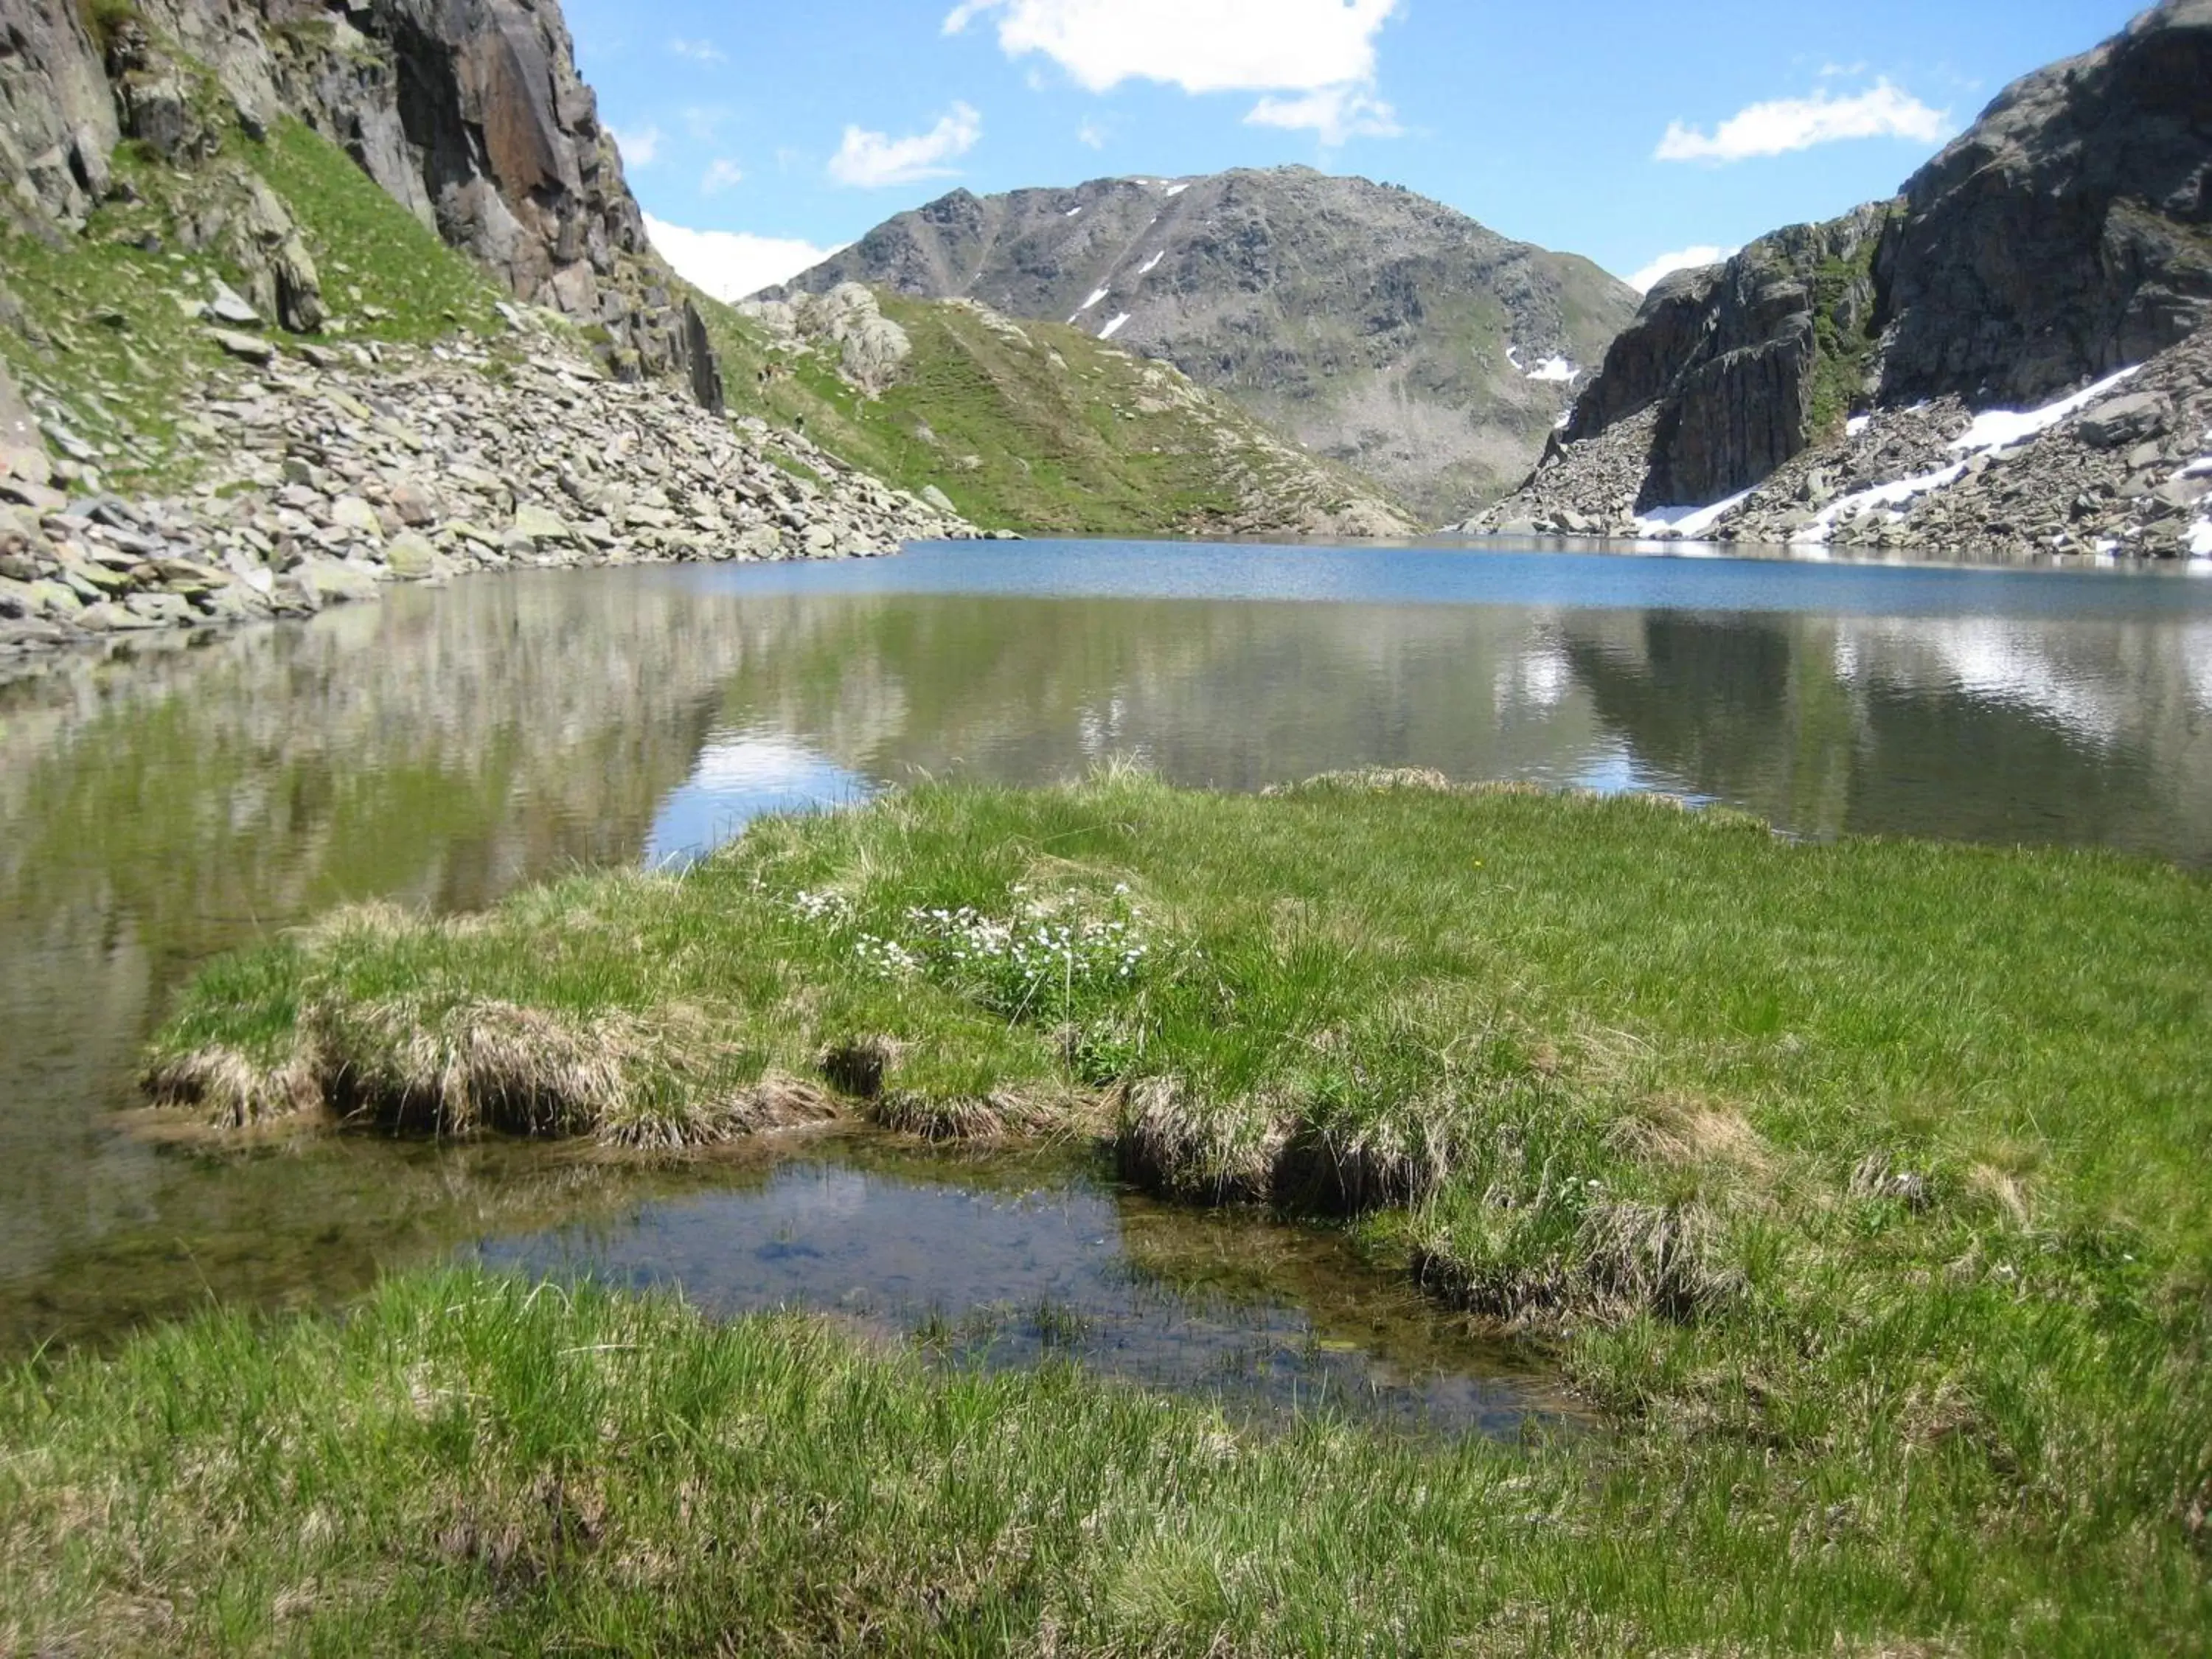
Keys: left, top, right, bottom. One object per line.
{"left": 114, "top": 770, "right": 2212, "bottom": 1649}
{"left": 0, "top": 119, "right": 501, "bottom": 493}
{"left": 690, "top": 290, "right": 1396, "bottom": 536}
{"left": 243, "top": 119, "right": 506, "bottom": 345}
{"left": 1807, "top": 216, "right": 1893, "bottom": 439}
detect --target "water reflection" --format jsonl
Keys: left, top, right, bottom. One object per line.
{"left": 4, "top": 540, "right": 2209, "bottom": 1359}
{"left": 485, "top": 1142, "right": 1571, "bottom": 1437}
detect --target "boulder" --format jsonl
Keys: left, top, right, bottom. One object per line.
{"left": 512, "top": 503, "right": 576, "bottom": 544}
{"left": 383, "top": 532, "right": 442, "bottom": 578}
{"left": 2075, "top": 392, "right": 2172, "bottom": 449}
{"left": 203, "top": 282, "right": 262, "bottom": 329}
{"left": 206, "top": 327, "right": 276, "bottom": 364}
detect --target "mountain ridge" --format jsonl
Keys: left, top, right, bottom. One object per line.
{"left": 771, "top": 167, "right": 1640, "bottom": 522}
{"left": 1473, "top": 0, "right": 2212, "bottom": 558}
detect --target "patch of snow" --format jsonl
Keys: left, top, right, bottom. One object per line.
{"left": 1798, "top": 367, "right": 2153, "bottom": 546}
{"left": 1099, "top": 312, "right": 1133, "bottom": 341}
{"left": 1075, "top": 287, "right": 1110, "bottom": 314}
{"left": 1164, "top": 183, "right": 1189, "bottom": 198}
{"left": 1553, "top": 411, "right": 1573, "bottom": 431}
{"left": 1950, "top": 366, "right": 2143, "bottom": 455}
{"left": 2178, "top": 454, "right": 2212, "bottom": 480}
{"left": 1633, "top": 487, "right": 1756, "bottom": 539}
{"left": 1525, "top": 355, "right": 1579, "bottom": 384}
{"left": 1505, "top": 346, "right": 1523, "bottom": 371}
{"left": 1845, "top": 415, "right": 1871, "bottom": 438}
{"left": 1065, "top": 206, "right": 1083, "bottom": 218}
{"left": 1796, "top": 459, "right": 1970, "bottom": 545}
{"left": 2190, "top": 515, "right": 2212, "bottom": 558}
{"left": 1138, "top": 251, "right": 1164, "bottom": 276}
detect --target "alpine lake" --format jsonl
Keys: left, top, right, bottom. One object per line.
{"left": 6, "top": 535, "right": 2210, "bottom": 1436}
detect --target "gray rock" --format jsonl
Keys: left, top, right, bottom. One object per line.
{"left": 204, "top": 282, "right": 262, "bottom": 328}
{"left": 383, "top": 532, "right": 442, "bottom": 578}
{"left": 512, "top": 504, "right": 575, "bottom": 545}
{"left": 329, "top": 495, "right": 384, "bottom": 538}
{"left": 206, "top": 327, "right": 276, "bottom": 364}
{"left": 2076, "top": 393, "right": 2171, "bottom": 450}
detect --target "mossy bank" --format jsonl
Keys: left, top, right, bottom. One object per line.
{"left": 10, "top": 773, "right": 2194, "bottom": 1650}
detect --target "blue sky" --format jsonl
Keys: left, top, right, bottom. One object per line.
{"left": 563, "top": 0, "right": 2147, "bottom": 300}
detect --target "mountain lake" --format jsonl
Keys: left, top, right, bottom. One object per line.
{"left": 5, "top": 535, "right": 2209, "bottom": 1431}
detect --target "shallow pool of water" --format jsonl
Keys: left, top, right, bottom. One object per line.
{"left": 5, "top": 535, "right": 2208, "bottom": 1412}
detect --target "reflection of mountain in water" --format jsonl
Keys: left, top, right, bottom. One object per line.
{"left": 696, "top": 593, "right": 1605, "bottom": 795}
{"left": 0, "top": 574, "right": 762, "bottom": 1293}
{"left": 7, "top": 556, "right": 2211, "bottom": 1351}
{"left": 1557, "top": 611, "right": 2212, "bottom": 858}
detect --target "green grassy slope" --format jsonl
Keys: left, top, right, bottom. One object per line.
{"left": 0, "top": 119, "right": 508, "bottom": 494}
{"left": 4, "top": 110, "right": 1402, "bottom": 537}
{"left": 690, "top": 291, "right": 1409, "bottom": 537}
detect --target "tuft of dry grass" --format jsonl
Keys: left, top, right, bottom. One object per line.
{"left": 1113, "top": 1077, "right": 1287, "bottom": 1203}
{"left": 140, "top": 1041, "right": 322, "bottom": 1128}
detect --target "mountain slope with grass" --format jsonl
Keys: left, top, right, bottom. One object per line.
{"left": 695, "top": 284, "right": 1413, "bottom": 538}
{"left": 1472, "top": 0, "right": 2212, "bottom": 557}
{"left": 0, "top": 0, "right": 1397, "bottom": 651}
{"left": 773, "top": 168, "right": 1641, "bottom": 524}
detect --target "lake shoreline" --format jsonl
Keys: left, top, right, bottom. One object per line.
{"left": 65, "top": 770, "right": 2211, "bottom": 1649}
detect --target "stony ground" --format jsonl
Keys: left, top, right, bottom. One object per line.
{"left": 1465, "top": 325, "right": 2212, "bottom": 561}
{"left": 0, "top": 315, "right": 984, "bottom": 662}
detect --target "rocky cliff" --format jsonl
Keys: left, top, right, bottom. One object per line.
{"left": 0, "top": 0, "right": 714, "bottom": 390}
{"left": 1476, "top": 0, "right": 2212, "bottom": 556}
{"left": 771, "top": 168, "right": 1640, "bottom": 523}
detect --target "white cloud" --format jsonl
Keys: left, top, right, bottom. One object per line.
{"left": 828, "top": 102, "right": 982, "bottom": 188}
{"left": 668, "top": 37, "right": 726, "bottom": 63}
{"left": 610, "top": 124, "right": 662, "bottom": 167}
{"left": 701, "top": 158, "right": 745, "bottom": 194}
{"left": 1623, "top": 245, "right": 1736, "bottom": 293}
{"left": 644, "top": 215, "right": 842, "bottom": 303}
{"left": 1245, "top": 83, "right": 1400, "bottom": 146}
{"left": 1077, "top": 117, "right": 1108, "bottom": 150}
{"left": 1656, "top": 80, "right": 1951, "bottom": 164}
{"left": 944, "top": 0, "right": 1399, "bottom": 95}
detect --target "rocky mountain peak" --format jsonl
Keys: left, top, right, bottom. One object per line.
{"left": 1486, "top": 0, "right": 2212, "bottom": 545}
{"left": 773, "top": 167, "right": 1640, "bottom": 521}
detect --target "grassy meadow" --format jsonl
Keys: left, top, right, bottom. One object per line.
{"left": 8, "top": 771, "right": 2210, "bottom": 1652}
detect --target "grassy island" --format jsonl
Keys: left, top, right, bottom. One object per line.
{"left": 7, "top": 773, "right": 2210, "bottom": 1652}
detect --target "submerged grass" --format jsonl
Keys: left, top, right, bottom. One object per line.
{"left": 101, "top": 771, "right": 2212, "bottom": 1648}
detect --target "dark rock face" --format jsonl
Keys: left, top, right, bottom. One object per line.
{"left": 1537, "top": 0, "right": 2212, "bottom": 514}
{"left": 0, "top": 0, "right": 718, "bottom": 403}
{"left": 773, "top": 168, "right": 1641, "bottom": 520}
{"left": 1878, "top": 0, "right": 2212, "bottom": 408}
{"left": 1568, "top": 209, "right": 1891, "bottom": 507}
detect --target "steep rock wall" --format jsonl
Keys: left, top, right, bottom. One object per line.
{"left": 0, "top": 0, "right": 717, "bottom": 397}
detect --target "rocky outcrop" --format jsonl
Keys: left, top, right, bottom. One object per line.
{"left": 1485, "top": 0, "right": 2212, "bottom": 553}
{"left": 0, "top": 0, "right": 118, "bottom": 229}
{"left": 1467, "top": 323, "right": 2212, "bottom": 562}
{"left": 0, "top": 0, "right": 717, "bottom": 399}
{"left": 1877, "top": 0, "right": 2212, "bottom": 408}
{"left": 0, "top": 313, "right": 984, "bottom": 660}
{"left": 770, "top": 168, "right": 1640, "bottom": 521}
{"left": 742, "top": 283, "right": 914, "bottom": 397}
